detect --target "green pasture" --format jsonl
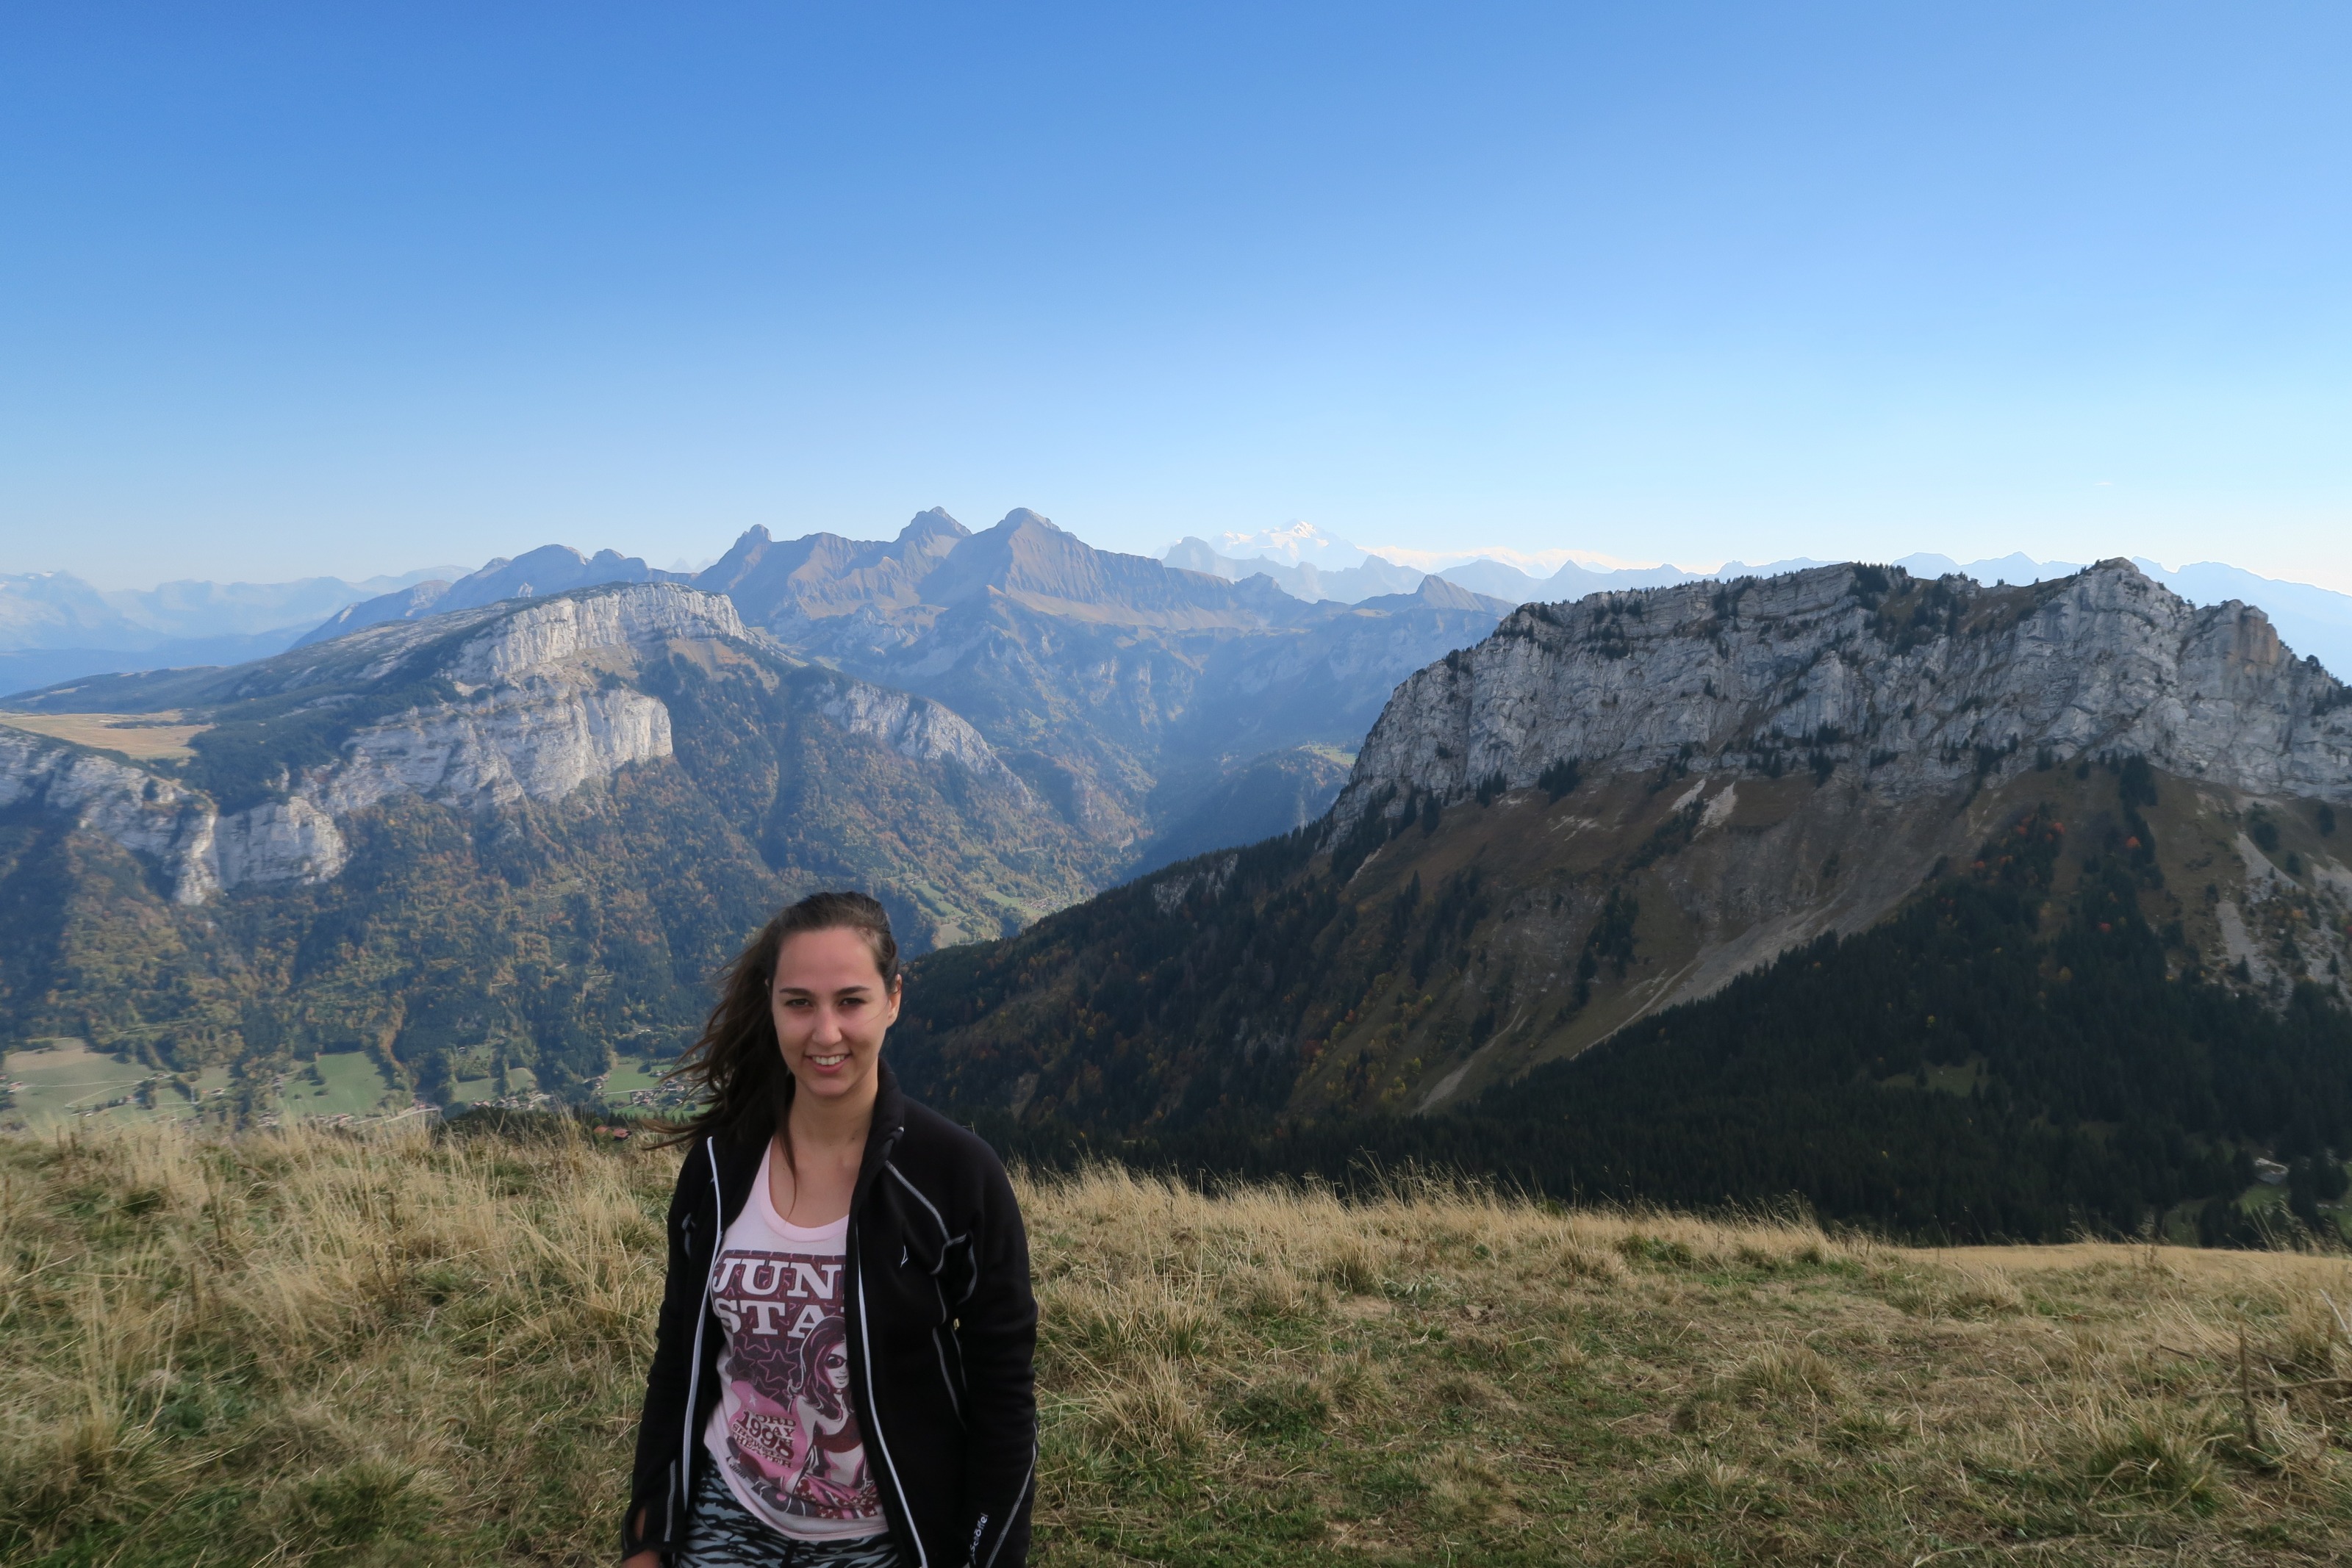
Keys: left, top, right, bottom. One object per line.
{"left": 277, "top": 1052, "right": 402, "bottom": 1120}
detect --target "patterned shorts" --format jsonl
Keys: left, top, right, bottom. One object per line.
{"left": 677, "top": 1467, "right": 904, "bottom": 1568}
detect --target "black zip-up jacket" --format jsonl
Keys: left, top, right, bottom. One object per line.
{"left": 622, "top": 1065, "right": 1037, "bottom": 1567}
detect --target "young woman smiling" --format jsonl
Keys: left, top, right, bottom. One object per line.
{"left": 621, "top": 892, "right": 1038, "bottom": 1568}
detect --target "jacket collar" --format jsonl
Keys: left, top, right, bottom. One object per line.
{"left": 851, "top": 1060, "right": 908, "bottom": 1215}
{"left": 707, "top": 1057, "right": 909, "bottom": 1217}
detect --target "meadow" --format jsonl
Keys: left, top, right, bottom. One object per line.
{"left": 5, "top": 1122, "right": 2352, "bottom": 1566}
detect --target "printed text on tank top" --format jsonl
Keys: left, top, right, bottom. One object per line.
{"left": 701, "top": 1143, "right": 885, "bottom": 1542}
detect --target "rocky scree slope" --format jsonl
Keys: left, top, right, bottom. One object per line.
{"left": 0, "top": 583, "right": 1108, "bottom": 1102}
{"left": 892, "top": 561, "right": 2352, "bottom": 1233}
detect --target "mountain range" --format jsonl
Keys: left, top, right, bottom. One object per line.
{"left": 0, "top": 511, "right": 1513, "bottom": 1117}
{"left": 10, "top": 514, "right": 2352, "bottom": 1230}
{"left": 1158, "top": 523, "right": 2352, "bottom": 683}
{"left": 890, "top": 559, "right": 2352, "bottom": 1240}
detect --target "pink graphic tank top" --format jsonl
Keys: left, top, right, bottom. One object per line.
{"left": 701, "top": 1143, "right": 886, "bottom": 1540}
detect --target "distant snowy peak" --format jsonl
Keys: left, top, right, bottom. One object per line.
{"left": 1164, "top": 537, "right": 1422, "bottom": 604}
{"left": 1211, "top": 520, "right": 1372, "bottom": 569}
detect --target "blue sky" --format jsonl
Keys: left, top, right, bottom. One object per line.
{"left": 3, "top": 3, "right": 2348, "bottom": 590}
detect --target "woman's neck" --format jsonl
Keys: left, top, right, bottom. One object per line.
{"left": 787, "top": 1070, "right": 879, "bottom": 1155}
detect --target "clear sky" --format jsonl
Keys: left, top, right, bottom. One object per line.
{"left": 3, "top": 4, "right": 2348, "bottom": 591}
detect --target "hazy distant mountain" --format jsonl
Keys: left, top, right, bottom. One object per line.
{"left": 295, "top": 581, "right": 456, "bottom": 647}
{"left": 1209, "top": 520, "right": 1374, "bottom": 570}
{"left": 0, "top": 573, "right": 129, "bottom": 651}
{"left": 0, "top": 636, "right": 324, "bottom": 700}
{"left": 1434, "top": 558, "right": 1546, "bottom": 600}
{"left": 1440, "top": 555, "right": 1714, "bottom": 604}
{"left": 0, "top": 567, "right": 453, "bottom": 652}
{"left": 1164, "top": 536, "right": 1424, "bottom": 603}
{"left": 0, "top": 567, "right": 462, "bottom": 697}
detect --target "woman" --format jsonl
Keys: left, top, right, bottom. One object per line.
{"left": 621, "top": 891, "right": 1038, "bottom": 1568}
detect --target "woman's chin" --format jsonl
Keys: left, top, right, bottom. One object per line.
{"left": 793, "top": 1057, "right": 872, "bottom": 1096}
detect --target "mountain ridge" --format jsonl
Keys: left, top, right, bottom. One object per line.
{"left": 1339, "top": 559, "right": 2350, "bottom": 833}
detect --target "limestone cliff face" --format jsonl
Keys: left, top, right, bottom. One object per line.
{"left": 0, "top": 728, "right": 354, "bottom": 904}
{"left": 0, "top": 583, "right": 1019, "bottom": 905}
{"left": 1336, "top": 561, "right": 2352, "bottom": 830}
{"left": 444, "top": 583, "right": 745, "bottom": 683}
{"left": 817, "top": 683, "right": 1033, "bottom": 800}
{"left": 323, "top": 681, "right": 673, "bottom": 818}
{"left": 0, "top": 729, "right": 218, "bottom": 900}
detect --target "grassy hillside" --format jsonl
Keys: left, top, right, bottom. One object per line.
{"left": 7, "top": 1125, "right": 2352, "bottom": 1565}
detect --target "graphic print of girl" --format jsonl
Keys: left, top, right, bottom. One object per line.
{"left": 781, "top": 1316, "right": 872, "bottom": 1517}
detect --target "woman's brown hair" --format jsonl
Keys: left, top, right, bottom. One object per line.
{"left": 650, "top": 890, "right": 900, "bottom": 1154}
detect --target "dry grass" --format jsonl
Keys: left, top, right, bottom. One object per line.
{"left": 0, "top": 712, "right": 210, "bottom": 761}
{"left": 7, "top": 1126, "right": 2352, "bottom": 1565}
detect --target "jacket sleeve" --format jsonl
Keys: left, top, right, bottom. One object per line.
{"left": 952, "top": 1149, "right": 1039, "bottom": 1568}
{"left": 622, "top": 1143, "right": 706, "bottom": 1564}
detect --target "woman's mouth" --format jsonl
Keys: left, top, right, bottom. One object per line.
{"left": 807, "top": 1050, "right": 850, "bottom": 1071}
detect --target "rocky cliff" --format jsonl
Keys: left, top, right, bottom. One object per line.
{"left": 1337, "top": 561, "right": 2351, "bottom": 830}
{"left": 0, "top": 586, "right": 762, "bottom": 901}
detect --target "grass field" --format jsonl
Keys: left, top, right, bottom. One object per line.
{"left": 276, "top": 1055, "right": 402, "bottom": 1121}
{"left": 5, "top": 1123, "right": 2352, "bottom": 1566}
{"left": 0, "top": 711, "right": 211, "bottom": 760}
{"left": 445, "top": 1065, "right": 541, "bottom": 1110}
{"left": 2, "top": 1043, "right": 397, "bottom": 1132}
{"left": 595, "top": 1059, "right": 671, "bottom": 1098}
{"left": 1, "top": 1041, "right": 157, "bottom": 1128}
{"left": 592, "top": 1058, "right": 694, "bottom": 1115}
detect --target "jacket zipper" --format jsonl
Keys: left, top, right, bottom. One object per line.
{"left": 850, "top": 1126, "right": 929, "bottom": 1568}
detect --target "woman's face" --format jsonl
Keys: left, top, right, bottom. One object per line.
{"left": 771, "top": 927, "right": 899, "bottom": 1106}
{"left": 820, "top": 1344, "right": 851, "bottom": 1391}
